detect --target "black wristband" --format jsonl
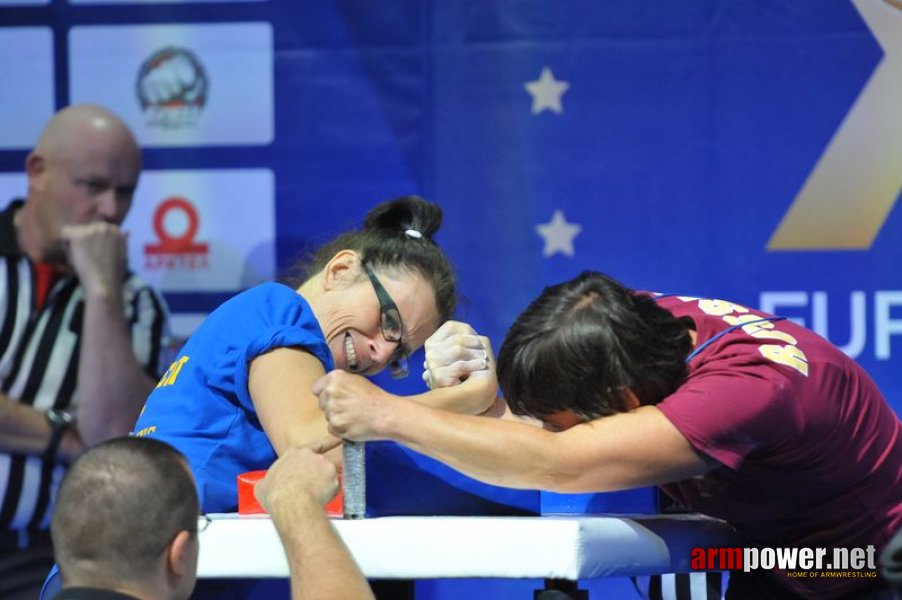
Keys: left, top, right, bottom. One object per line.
{"left": 43, "top": 408, "right": 74, "bottom": 463}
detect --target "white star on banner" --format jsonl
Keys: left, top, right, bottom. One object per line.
{"left": 524, "top": 67, "right": 570, "bottom": 114}
{"left": 536, "top": 210, "right": 581, "bottom": 257}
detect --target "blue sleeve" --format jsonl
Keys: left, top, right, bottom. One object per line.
{"left": 233, "top": 324, "right": 333, "bottom": 414}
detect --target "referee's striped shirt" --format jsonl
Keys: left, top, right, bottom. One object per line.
{"left": 0, "top": 200, "right": 169, "bottom": 533}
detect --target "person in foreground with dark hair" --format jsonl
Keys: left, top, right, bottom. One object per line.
{"left": 50, "top": 437, "right": 201, "bottom": 600}
{"left": 254, "top": 446, "right": 375, "bottom": 600}
{"left": 132, "top": 195, "right": 492, "bottom": 513}
{"left": 317, "top": 271, "right": 902, "bottom": 600}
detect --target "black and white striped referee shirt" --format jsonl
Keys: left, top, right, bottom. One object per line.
{"left": 0, "top": 200, "right": 169, "bottom": 533}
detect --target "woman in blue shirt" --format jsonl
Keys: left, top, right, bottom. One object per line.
{"left": 132, "top": 196, "right": 490, "bottom": 511}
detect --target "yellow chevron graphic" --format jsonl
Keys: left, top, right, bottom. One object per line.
{"left": 768, "top": 0, "right": 902, "bottom": 250}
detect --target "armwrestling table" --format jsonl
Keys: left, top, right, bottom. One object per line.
{"left": 197, "top": 513, "right": 738, "bottom": 598}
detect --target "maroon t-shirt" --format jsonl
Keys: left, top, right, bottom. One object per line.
{"left": 655, "top": 295, "right": 902, "bottom": 598}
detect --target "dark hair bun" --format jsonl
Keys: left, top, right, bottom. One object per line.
{"left": 363, "top": 195, "right": 443, "bottom": 239}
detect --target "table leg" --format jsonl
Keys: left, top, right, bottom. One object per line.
{"left": 371, "top": 579, "right": 415, "bottom": 599}
{"left": 535, "top": 579, "right": 589, "bottom": 599}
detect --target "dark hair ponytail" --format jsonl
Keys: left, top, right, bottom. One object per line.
{"left": 287, "top": 196, "right": 457, "bottom": 322}
{"left": 363, "top": 196, "right": 443, "bottom": 241}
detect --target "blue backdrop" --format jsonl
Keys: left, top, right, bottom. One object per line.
{"left": 1, "top": 1, "right": 900, "bottom": 597}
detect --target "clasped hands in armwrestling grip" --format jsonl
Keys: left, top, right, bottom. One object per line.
{"left": 314, "top": 320, "right": 499, "bottom": 442}
{"left": 421, "top": 320, "right": 495, "bottom": 390}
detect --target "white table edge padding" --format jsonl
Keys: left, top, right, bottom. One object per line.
{"left": 197, "top": 513, "right": 739, "bottom": 580}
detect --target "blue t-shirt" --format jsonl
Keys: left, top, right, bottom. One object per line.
{"left": 133, "top": 282, "right": 334, "bottom": 512}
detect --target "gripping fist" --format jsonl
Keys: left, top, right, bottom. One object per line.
{"left": 314, "top": 371, "right": 396, "bottom": 442}
{"left": 422, "top": 321, "right": 493, "bottom": 389}
{"left": 254, "top": 447, "right": 339, "bottom": 513}
{"left": 61, "top": 222, "right": 127, "bottom": 297}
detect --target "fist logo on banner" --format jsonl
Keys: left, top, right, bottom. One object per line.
{"left": 136, "top": 47, "right": 209, "bottom": 129}
{"left": 70, "top": 23, "right": 272, "bottom": 146}
{"left": 144, "top": 197, "right": 209, "bottom": 270}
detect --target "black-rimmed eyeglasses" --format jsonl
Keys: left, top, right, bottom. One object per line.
{"left": 197, "top": 513, "right": 212, "bottom": 534}
{"left": 153, "top": 513, "right": 211, "bottom": 556}
{"left": 363, "top": 263, "right": 409, "bottom": 379}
